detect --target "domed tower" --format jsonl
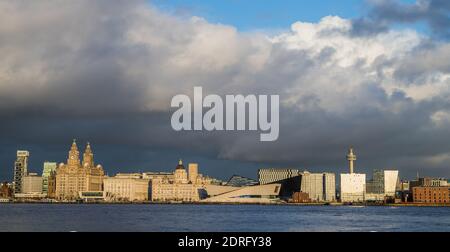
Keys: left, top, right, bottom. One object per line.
{"left": 174, "top": 159, "right": 188, "bottom": 184}
{"left": 67, "top": 139, "right": 80, "bottom": 167}
{"left": 83, "top": 142, "right": 94, "bottom": 168}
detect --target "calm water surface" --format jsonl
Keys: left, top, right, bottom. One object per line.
{"left": 0, "top": 204, "right": 449, "bottom": 232}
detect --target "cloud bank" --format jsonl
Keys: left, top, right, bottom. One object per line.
{"left": 0, "top": 0, "right": 449, "bottom": 179}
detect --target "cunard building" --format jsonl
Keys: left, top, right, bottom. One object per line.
{"left": 150, "top": 160, "right": 212, "bottom": 202}
{"left": 55, "top": 140, "right": 105, "bottom": 200}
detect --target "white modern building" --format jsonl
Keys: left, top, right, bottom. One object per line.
{"left": 341, "top": 173, "right": 366, "bottom": 202}
{"left": 340, "top": 148, "right": 366, "bottom": 203}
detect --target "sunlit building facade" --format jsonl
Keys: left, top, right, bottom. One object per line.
{"left": 150, "top": 160, "right": 211, "bottom": 202}
{"left": 104, "top": 173, "right": 150, "bottom": 202}
{"left": 22, "top": 173, "right": 43, "bottom": 194}
{"left": 42, "top": 162, "right": 57, "bottom": 195}
{"left": 55, "top": 140, "right": 105, "bottom": 200}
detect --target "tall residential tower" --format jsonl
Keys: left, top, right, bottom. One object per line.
{"left": 13, "top": 150, "right": 30, "bottom": 194}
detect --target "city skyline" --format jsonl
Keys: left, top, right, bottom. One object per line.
{"left": 2, "top": 140, "right": 449, "bottom": 182}
{"left": 1, "top": 0, "right": 450, "bottom": 181}
{"left": 4, "top": 141, "right": 448, "bottom": 205}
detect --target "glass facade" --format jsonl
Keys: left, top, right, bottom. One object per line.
{"left": 42, "top": 162, "right": 57, "bottom": 194}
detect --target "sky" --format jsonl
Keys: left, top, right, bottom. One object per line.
{"left": 151, "top": 0, "right": 364, "bottom": 30}
{"left": 0, "top": 0, "right": 449, "bottom": 182}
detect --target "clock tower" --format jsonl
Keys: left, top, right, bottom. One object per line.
{"left": 67, "top": 139, "right": 80, "bottom": 167}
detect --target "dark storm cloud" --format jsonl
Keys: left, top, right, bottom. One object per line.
{"left": 352, "top": 0, "right": 450, "bottom": 38}
{"left": 0, "top": 1, "right": 450, "bottom": 181}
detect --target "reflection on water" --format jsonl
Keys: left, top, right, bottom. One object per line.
{"left": 0, "top": 204, "right": 449, "bottom": 232}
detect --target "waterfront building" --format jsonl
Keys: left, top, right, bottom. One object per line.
{"left": 226, "top": 175, "right": 259, "bottom": 187}
{"left": 258, "top": 168, "right": 299, "bottom": 185}
{"left": 413, "top": 186, "right": 450, "bottom": 203}
{"left": 150, "top": 160, "right": 211, "bottom": 202}
{"left": 22, "top": 173, "right": 43, "bottom": 194}
{"left": 398, "top": 180, "right": 412, "bottom": 202}
{"left": 291, "top": 192, "right": 311, "bottom": 203}
{"left": 55, "top": 140, "right": 105, "bottom": 200}
{"left": 0, "top": 182, "right": 13, "bottom": 198}
{"left": 13, "top": 150, "right": 30, "bottom": 194}
{"left": 202, "top": 184, "right": 281, "bottom": 203}
{"left": 341, "top": 173, "right": 366, "bottom": 202}
{"left": 42, "top": 162, "right": 57, "bottom": 195}
{"left": 340, "top": 148, "right": 366, "bottom": 203}
{"left": 104, "top": 173, "right": 150, "bottom": 202}
{"left": 410, "top": 177, "right": 448, "bottom": 188}
{"left": 299, "top": 172, "right": 336, "bottom": 202}
{"left": 258, "top": 168, "right": 301, "bottom": 198}
{"left": 366, "top": 170, "right": 399, "bottom": 201}
{"left": 323, "top": 173, "right": 336, "bottom": 201}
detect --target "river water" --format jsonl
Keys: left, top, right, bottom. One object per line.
{"left": 0, "top": 204, "right": 448, "bottom": 232}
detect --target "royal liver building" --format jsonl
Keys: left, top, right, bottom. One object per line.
{"left": 55, "top": 140, "right": 105, "bottom": 200}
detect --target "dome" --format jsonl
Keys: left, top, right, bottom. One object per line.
{"left": 175, "top": 159, "right": 185, "bottom": 170}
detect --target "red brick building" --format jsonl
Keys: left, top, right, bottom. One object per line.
{"left": 413, "top": 186, "right": 450, "bottom": 203}
{"left": 291, "top": 192, "right": 311, "bottom": 203}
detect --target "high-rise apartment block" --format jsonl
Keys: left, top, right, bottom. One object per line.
{"left": 13, "top": 150, "right": 30, "bottom": 194}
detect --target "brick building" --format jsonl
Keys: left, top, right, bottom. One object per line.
{"left": 413, "top": 187, "right": 450, "bottom": 203}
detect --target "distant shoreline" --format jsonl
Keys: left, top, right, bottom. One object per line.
{"left": 1, "top": 200, "right": 450, "bottom": 207}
